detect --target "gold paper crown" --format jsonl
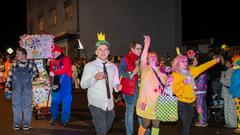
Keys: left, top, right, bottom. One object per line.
{"left": 97, "top": 33, "right": 105, "bottom": 41}
{"left": 221, "top": 44, "right": 227, "bottom": 49}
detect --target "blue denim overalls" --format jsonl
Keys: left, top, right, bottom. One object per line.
{"left": 50, "top": 59, "right": 72, "bottom": 124}
{"left": 12, "top": 62, "right": 32, "bottom": 127}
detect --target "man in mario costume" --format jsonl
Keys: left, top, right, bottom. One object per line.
{"left": 49, "top": 45, "right": 72, "bottom": 127}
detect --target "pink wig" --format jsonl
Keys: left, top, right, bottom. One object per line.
{"left": 172, "top": 55, "right": 188, "bottom": 72}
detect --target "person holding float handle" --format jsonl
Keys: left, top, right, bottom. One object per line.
{"left": 5, "top": 48, "right": 38, "bottom": 130}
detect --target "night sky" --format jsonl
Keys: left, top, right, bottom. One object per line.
{"left": 1, "top": 1, "right": 240, "bottom": 52}
{"left": 182, "top": 1, "right": 240, "bottom": 45}
{"left": 0, "top": 1, "right": 26, "bottom": 51}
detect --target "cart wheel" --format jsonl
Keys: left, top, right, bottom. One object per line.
{"left": 34, "top": 114, "right": 39, "bottom": 120}
{"left": 45, "top": 115, "right": 51, "bottom": 121}
{"left": 33, "top": 108, "right": 39, "bottom": 120}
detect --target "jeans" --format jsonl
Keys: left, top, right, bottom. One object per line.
{"left": 12, "top": 84, "right": 32, "bottom": 127}
{"left": 123, "top": 90, "right": 151, "bottom": 135}
{"left": 178, "top": 101, "right": 194, "bottom": 135}
{"left": 89, "top": 105, "right": 115, "bottom": 135}
{"left": 123, "top": 89, "right": 138, "bottom": 135}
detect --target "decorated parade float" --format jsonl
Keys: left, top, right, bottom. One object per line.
{"left": 19, "top": 34, "right": 53, "bottom": 120}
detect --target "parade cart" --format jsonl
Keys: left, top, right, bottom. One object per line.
{"left": 20, "top": 34, "right": 54, "bottom": 120}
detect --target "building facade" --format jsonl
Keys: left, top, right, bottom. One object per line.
{"left": 27, "top": 0, "right": 182, "bottom": 59}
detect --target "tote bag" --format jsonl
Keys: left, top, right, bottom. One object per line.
{"left": 156, "top": 94, "right": 178, "bottom": 122}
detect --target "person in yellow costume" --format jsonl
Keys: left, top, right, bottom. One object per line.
{"left": 171, "top": 55, "right": 220, "bottom": 135}
{"left": 4, "top": 56, "right": 12, "bottom": 82}
{"left": 136, "top": 35, "right": 166, "bottom": 135}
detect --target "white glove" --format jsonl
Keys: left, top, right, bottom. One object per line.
{"left": 49, "top": 71, "right": 55, "bottom": 77}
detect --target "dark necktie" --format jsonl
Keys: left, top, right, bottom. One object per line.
{"left": 103, "top": 62, "right": 111, "bottom": 99}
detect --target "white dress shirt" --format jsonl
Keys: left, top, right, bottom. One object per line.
{"left": 80, "top": 58, "right": 120, "bottom": 111}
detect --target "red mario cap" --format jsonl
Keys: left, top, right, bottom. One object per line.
{"left": 52, "top": 45, "right": 63, "bottom": 53}
{"left": 187, "top": 49, "right": 196, "bottom": 59}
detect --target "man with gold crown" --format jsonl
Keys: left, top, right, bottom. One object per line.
{"left": 80, "top": 33, "right": 122, "bottom": 135}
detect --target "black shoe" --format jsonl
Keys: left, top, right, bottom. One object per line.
{"left": 50, "top": 118, "right": 56, "bottom": 125}
{"left": 62, "top": 123, "right": 68, "bottom": 127}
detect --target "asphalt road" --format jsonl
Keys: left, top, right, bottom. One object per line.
{"left": 0, "top": 89, "right": 236, "bottom": 135}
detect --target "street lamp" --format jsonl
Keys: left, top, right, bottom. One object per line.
{"left": 7, "top": 48, "right": 13, "bottom": 54}
{"left": 78, "top": 38, "right": 87, "bottom": 58}
{"left": 78, "top": 38, "right": 84, "bottom": 50}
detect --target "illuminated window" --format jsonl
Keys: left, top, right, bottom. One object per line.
{"left": 38, "top": 15, "right": 44, "bottom": 32}
{"left": 49, "top": 8, "right": 57, "bottom": 26}
{"left": 64, "top": 0, "right": 73, "bottom": 19}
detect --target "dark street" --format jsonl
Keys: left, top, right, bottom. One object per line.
{"left": 0, "top": 89, "right": 236, "bottom": 135}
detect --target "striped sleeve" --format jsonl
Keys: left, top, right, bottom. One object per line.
{"left": 5, "top": 62, "right": 17, "bottom": 88}
{"left": 29, "top": 61, "right": 39, "bottom": 80}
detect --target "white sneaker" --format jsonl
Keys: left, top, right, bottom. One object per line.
{"left": 23, "top": 125, "right": 30, "bottom": 130}
{"left": 13, "top": 126, "right": 20, "bottom": 130}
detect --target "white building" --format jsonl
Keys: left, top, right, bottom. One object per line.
{"left": 27, "top": 0, "right": 182, "bottom": 58}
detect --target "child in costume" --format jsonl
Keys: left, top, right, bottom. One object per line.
{"left": 188, "top": 55, "right": 208, "bottom": 127}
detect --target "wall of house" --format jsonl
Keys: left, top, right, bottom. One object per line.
{"left": 78, "top": 0, "right": 182, "bottom": 58}
{"left": 27, "top": 0, "right": 182, "bottom": 58}
{"left": 27, "top": 0, "right": 78, "bottom": 35}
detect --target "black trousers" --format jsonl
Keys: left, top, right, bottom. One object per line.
{"left": 89, "top": 105, "right": 115, "bottom": 135}
{"left": 178, "top": 101, "right": 194, "bottom": 135}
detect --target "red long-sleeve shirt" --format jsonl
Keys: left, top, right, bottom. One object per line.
{"left": 49, "top": 56, "right": 72, "bottom": 78}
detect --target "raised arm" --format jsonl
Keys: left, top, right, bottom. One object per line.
{"left": 140, "top": 35, "right": 151, "bottom": 68}
{"left": 191, "top": 57, "right": 220, "bottom": 78}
